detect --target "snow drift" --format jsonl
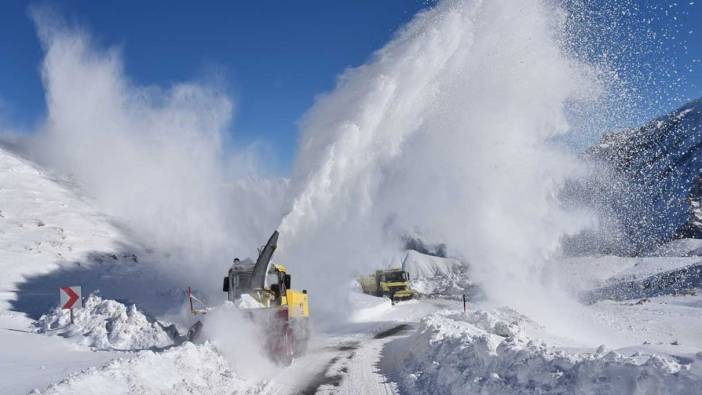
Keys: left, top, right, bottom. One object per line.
{"left": 403, "top": 250, "right": 474, "bottom": 297}
{"left": 382, "top": 309, "right": 702, "bottom": 394}
{"left": 35, "top": 294, "right": 174, "bottom": 350}
{"left": 35, "top": 342, "right": 256, "bottom": 395}
{"left": 24, "top": 6, "right": 287, "bottom": 297}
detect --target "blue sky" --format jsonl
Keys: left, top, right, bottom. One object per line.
{"left": 0, "top": 1, "right": 428, "bottom": 172}
{"left": 0, "top": 1, "right": 700, "bottom": 173}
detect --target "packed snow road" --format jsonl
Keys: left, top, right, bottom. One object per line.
{"left": 263, "top": 296, "right": 451, "bottom": 395}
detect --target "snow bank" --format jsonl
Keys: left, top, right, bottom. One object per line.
{"left": 403, "top": 250, "right": 474, "bottom": 297}
{"left": 382, "top": 310, "right": 702, "bottom": 394}
{"left": 34, "top": 342, "right": 257, "bottom": 395}
{"left": 35, "top": 294, "right": 173, "bottom": 350}
{"left": 404, "top": 250, "right": 462, "bottom": 279}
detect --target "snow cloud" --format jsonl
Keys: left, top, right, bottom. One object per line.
{"left": 277, "top": 0, "right": 605, "bottom": 333}
{"left": 26, "top": 6, "right": 285, "bottom": 292}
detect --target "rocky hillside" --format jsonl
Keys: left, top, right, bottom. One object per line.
{"left": 563, "top": 98, "right": 702, "bottom": 255}
{"left": 568, "top": 98, "right": 702, "bottom": 254}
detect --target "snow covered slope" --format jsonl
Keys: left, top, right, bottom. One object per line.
{"left": 5, "top": 139, "right": 702, "bottom": 395}
{"left": 0, "top": 145, "right": 267, "bottom": 394}
{"left": 0, "top": 146, "right": 140, "bottom": 393}
{"left": 37, "top": 342, "right": 254, "bottom": 395}
{"left": 581, "top": 98, "right": 702, "bottom": 252}
{"left": 382, "top": 308, "right": 702, "bottom": 395}
{"left": 0, "top": 146, "right": 127, "bottom": 312}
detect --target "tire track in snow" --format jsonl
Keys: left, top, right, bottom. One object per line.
{"left": 308, "top": 324, "right": 413, "bottom": 395}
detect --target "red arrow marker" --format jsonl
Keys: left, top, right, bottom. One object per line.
{"left": 61, "top": 287, "right": 79, "bottom": 309}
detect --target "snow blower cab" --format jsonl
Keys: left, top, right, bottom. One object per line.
{"left": 223, "top": 258, "right": 255, "bottom": 301}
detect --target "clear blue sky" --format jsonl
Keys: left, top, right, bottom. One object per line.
{"left": 0, "top": 0, "right": 428, "bottom": 172}
{"left": 0, "top": 1, "right": 700, "bottom": 173}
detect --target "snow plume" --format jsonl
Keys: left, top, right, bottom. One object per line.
{"left": 200, "top": 303, "right": 276, "bottom": 381}
{"left": 26, "top": 7, "right": 282, "bottom": 291}
{"left": 279, "top": 0, "right": 601, "bottom": 327}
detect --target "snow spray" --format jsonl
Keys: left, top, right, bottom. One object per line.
{"left": 276, "top": 0, "right": 601, "bottom": 326}
{"left": 21, "top": 0, "right": 689, "bottom": 346}
{"left": 25, "top": 6, "right": 288, "bottom": 297}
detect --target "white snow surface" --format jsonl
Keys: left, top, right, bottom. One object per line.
{"left": 6, "top": 141, "right": 702, "bottom": 395}
{"left": 35, "top": 294, "right": 174, "bottom": 350}
{"left": 0, "top": 145, "right": 270, "bottom": 394}
{"left": 402, "top": 250, "right": 471, "bottom": 296}
{"left": 403, "top": 250, "right": 462, "bottom": 279}
{"left": 34, "top": 342, "right": 257, "bottom": 395}
{"left": 383, "top": 308, "right": 702, "bottom": 394}
{"left": 558, "top": 254, "right": 702, "bottom": 292}
{"left": 6, "top": 142, "right": 702, "bottom": 394}
{"left": 0, "top": 146, "right": 139, "bottom": 393}
{"left": 0, "top": 147, "right": 126, "bottom": 311}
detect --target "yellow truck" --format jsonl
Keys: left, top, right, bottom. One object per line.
{"left": 360, "top": 268, "right": 414, "bottom": 302}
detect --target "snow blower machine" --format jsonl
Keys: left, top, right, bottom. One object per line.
{"left": 187, "top": 230, "right": 309, "bottom": 366}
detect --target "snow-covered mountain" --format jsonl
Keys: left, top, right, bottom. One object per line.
{"left": 567, "top": 98, "right": 702, "bottom": 255}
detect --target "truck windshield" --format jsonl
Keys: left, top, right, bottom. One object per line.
{"left": 384, "top": 272, "right": 407, "bottom": 282}
{"left": 234, "top": 273, "right": 252, "bottom": 291}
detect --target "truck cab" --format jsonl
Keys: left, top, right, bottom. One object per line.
{"left": 360, "top": 268, "right": 414, "bottom": 301}
{"left": 223, "top": 258, "right": 255, "bottom": 301}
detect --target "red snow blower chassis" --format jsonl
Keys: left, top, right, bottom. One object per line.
{"left": 242, "top": 305, "right": 309, "bottom": 366}
{"left": 187, "top": 288, "right": 309, "bottom": 367}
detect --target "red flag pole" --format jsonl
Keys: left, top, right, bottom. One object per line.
{"left": 188, "top": 287, "right": 195, "bottom": 314}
